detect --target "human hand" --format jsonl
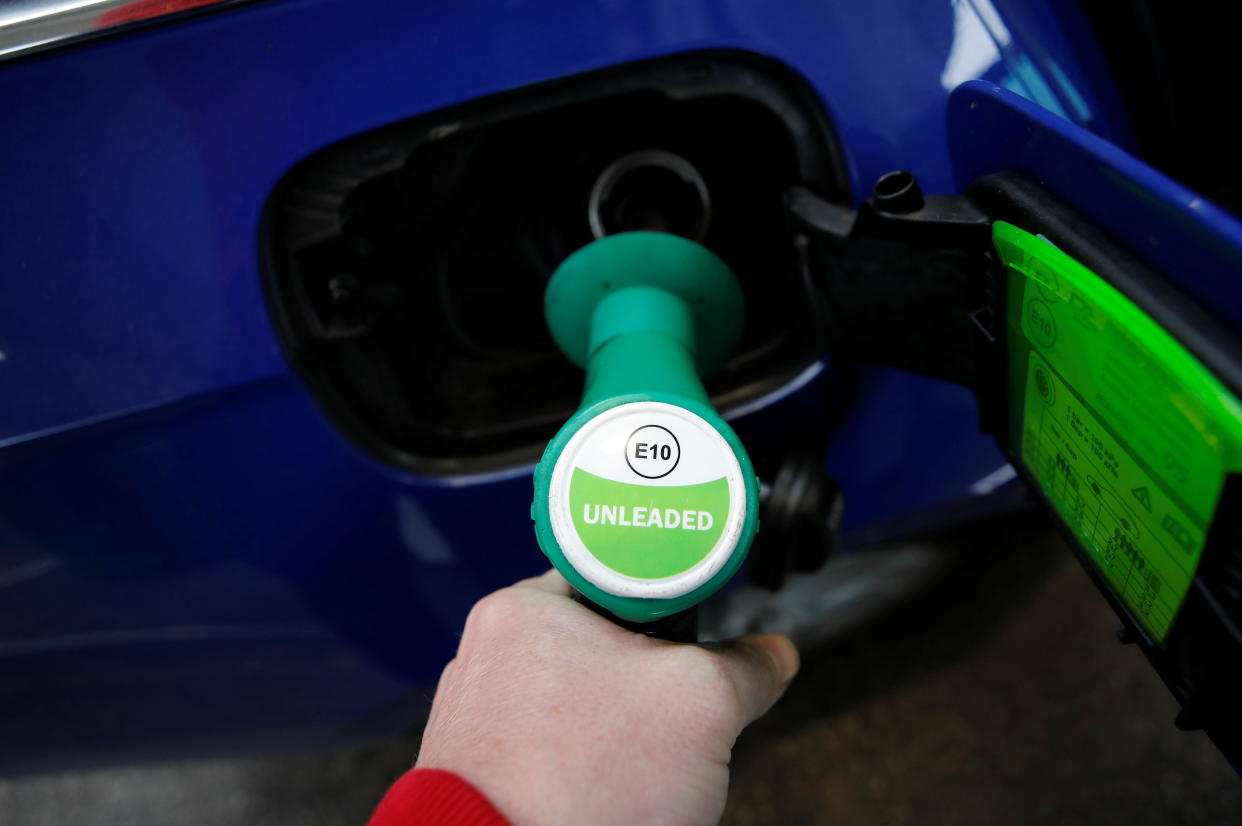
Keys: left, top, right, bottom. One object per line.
{"left": 415, "top": 570, "right": 799, "bottom": 826}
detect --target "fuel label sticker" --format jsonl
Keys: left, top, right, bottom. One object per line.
{"left": 995, "top": 221, "right": 1242, "bottom": 644}
{"left": 547, "top": 401, "right": 746, "bottom": 599}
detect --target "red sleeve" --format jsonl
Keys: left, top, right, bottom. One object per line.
{"left": 367, "top": 768, "right": 511, "bottom": 826}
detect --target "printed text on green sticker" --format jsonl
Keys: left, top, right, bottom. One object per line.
{"left": 995, "top": 221, "right": 1242, "bottom": 644}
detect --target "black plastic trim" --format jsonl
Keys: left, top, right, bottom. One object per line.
{"left": 260, "top": 50, "right": 850, "bottom": 476}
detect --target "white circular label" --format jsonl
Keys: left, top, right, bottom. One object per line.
{"left": 548, "top": 401, "right": 747, "bottom": 599}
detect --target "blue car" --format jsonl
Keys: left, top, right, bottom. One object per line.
{"left": 3, "top": 0, "right": 1241, "bottom": 770}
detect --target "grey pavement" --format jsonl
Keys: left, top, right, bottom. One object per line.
{"left": 2, "top": 518, "right": 1238, "bottom": 825}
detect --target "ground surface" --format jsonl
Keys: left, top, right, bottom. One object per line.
{"left": 2, "top": 519, "right": 1239, "bottom": 825}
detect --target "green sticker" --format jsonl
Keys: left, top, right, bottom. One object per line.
{"left": 569, "top": 468, "right": 728, "bottom": 579}
{"left": 996, "top": 221, "right": 1242, "bottom": 643}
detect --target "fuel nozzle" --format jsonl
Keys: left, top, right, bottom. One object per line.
{"left": 531, "top": 232, "right": 760, "bottom": 628}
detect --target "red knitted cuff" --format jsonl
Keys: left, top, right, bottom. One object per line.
{"left": 367, "top": 768, "right": 511, "bottom": 826}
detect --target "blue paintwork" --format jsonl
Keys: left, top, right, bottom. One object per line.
{"left": 949, "top": 80, "right": 1242, "bottom": 334}
{"left": 0, "top": 0, "right": 1127, "bottom": 766}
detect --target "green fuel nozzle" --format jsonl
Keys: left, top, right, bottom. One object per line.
{"left": 531, "top": 232, "right": 760, "bottom": 624}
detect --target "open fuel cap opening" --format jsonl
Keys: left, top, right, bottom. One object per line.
{"left": 547, "top": 401, "right": 748, "bottom": 600}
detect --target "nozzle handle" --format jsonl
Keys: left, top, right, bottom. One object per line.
{"left": 532, "top": 233, "right": 760, "bottom": 625}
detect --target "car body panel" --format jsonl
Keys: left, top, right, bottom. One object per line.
{"left": 950, "top": 80, "right": 1242, "bottom": 332}
{"left": 0, "top": 0, "right": 1123, "bottom": 767}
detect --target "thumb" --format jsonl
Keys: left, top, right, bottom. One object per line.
{"left": 715, "top": 633, "right": 800, "bottom": 725}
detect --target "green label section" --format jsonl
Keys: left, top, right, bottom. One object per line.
{"left": 996, "top": 221, "right": 1242, "bottom": 644}
{"left": 569, "top": 468, "right": 728, "bottom": 579}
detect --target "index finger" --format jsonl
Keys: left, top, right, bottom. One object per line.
{"left": 513, "top": 568, "right": 572, "bottom": 597}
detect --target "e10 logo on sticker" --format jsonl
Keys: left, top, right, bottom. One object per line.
{"left": 1026, "top": 298, "right": 1057, "bottom": 348}
{"left": 625, "top": 425, "right": 680, "bottom": 479}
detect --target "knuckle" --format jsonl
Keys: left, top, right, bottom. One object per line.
{"left": 687, "top": 645, "right": 732, "bottom": 685}
{"left": 462, "top": 589, "right": 516, "bottom": 639}
{"left": 664, "top": 641, "right": 714, "bottom": 674}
